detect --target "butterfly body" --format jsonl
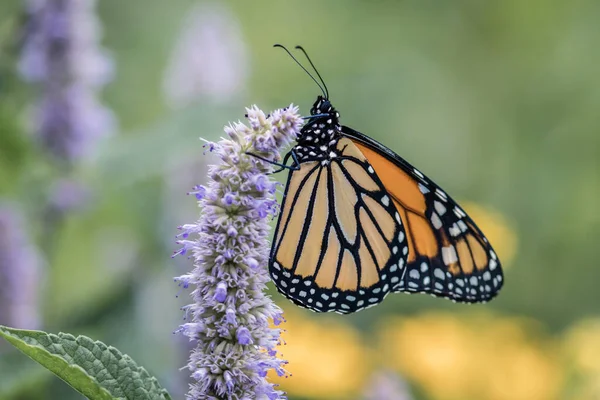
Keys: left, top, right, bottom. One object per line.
{"left": 268, "top": 48, "right": 503, "bottom": 313}
{"left": 292, "top": 97, "right": 342, "bottom": 164}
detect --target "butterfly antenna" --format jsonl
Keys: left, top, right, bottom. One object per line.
{"left": 274, "top": 44, "right": 326, "bottom": 98}
{"left": 294, "top": 45, "right": 329, "bottom": 99}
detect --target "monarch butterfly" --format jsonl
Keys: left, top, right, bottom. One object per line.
{"left": 268, "top": 45, "right": 503, "bottom": 314}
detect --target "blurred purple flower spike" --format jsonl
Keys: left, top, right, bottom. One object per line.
{"left": 47, "top": 178, "right": 90, "bottom": 213}
{"left": 363, "top": 370, "right": 413, "bottom": 400}
{"left": 174, "top": 105, "right": 303, "bottom": 399}
{"left": 162, "top": 2, "right": 248, "bottom": 107}
{"left": 19, "top": 0, "right": 116, "bottom": 163}
{"left": 0, "top": 203, "right": 43, "bottom": 329}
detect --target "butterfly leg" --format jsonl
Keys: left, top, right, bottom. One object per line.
{"left": 302, "top": 113, "right": 329, "bottom": 120}
{"left": 272, "top": 150, "right": 300, "bottom": 173}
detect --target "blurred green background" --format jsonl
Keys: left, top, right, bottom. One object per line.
{"left": 1, "top": 0, "right": 599, "bottom": 399}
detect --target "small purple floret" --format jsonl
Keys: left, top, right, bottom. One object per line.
{"left": 236, "top": 327, "right": 253, "bottom": 345}
{"left": 214, "top": 282, "right": 228, "bottom": 303}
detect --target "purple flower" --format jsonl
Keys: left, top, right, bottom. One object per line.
{"left": 363, "top": 371, "right": 413, "bottom": 400}
{"left": 162, "top": 2, "right": 248, "bottom": 108}
{"left": 236, "top": 327, "right": 252, "bottom": 345}
{"left": 214, "top": 282, "right": 228, "bottom": 303}
{"left": 47, "top": 178, "right": 89, "bottom": 213}
{"left": 19, "top": 0, "right": 116, "bottom": 163}
{"left": 0, "top": 203, "right": 43, "bottom": 329}
{"left": 174, "top": 105, "right": 303, "bottom": 399}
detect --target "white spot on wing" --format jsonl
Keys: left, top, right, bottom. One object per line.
{"left": 442, "top": 246, "right": 458, "bottom": 265}
{"left": 434, "top": 201, "right": 446, "bottom": 215}
{"left": 454, "top": 207, "right": 466, "bottom": 218}
{"left": 449, "top": 223, "right": 461, "bottom": 237}
{"left": 431, "top": 212, "right": 443, "bottom": 229}
{"left": 434, "top": 268, "right": 445, "bottom": 280}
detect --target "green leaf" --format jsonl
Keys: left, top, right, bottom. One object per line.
{"left": 0, "top": 326, "right": 172, "bottom": 400}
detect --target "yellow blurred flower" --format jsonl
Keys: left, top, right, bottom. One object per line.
{"left": 563, "top": 319, "right": 600, "bottom": 399}
{"left": 462, "top": 202, "right": 517, "bottom": 268}
{"left": 271, "top": 309, "right": 371, "bottom": 399}
{"left": 379, "top": 312, "right": 562, "bottom": 400}
{"left": 564, "top": 319, "right": 600, "bottom": 375}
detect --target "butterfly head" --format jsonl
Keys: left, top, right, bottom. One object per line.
{"left": 310, "top": 95, "right": 338, "bottom": 117}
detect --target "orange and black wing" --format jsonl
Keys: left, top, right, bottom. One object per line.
{"left": 270, "top": 138, "right": 408, "bottom": 313}
{"left": 342, "top": 126, "right": 503, "bottom": 303}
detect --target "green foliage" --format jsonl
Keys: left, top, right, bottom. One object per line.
{"left": 0, "top": 348, "right": 50, "bottom": 400}
{"left": 0, "top": 326, "right": 172, "bottom": 400}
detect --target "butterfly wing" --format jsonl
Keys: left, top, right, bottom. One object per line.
{"left": 270, "top": 138, "right": 408, "bottom": 313}
{"left": 342, "top": 126, "right": 503, "bottom": 303}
